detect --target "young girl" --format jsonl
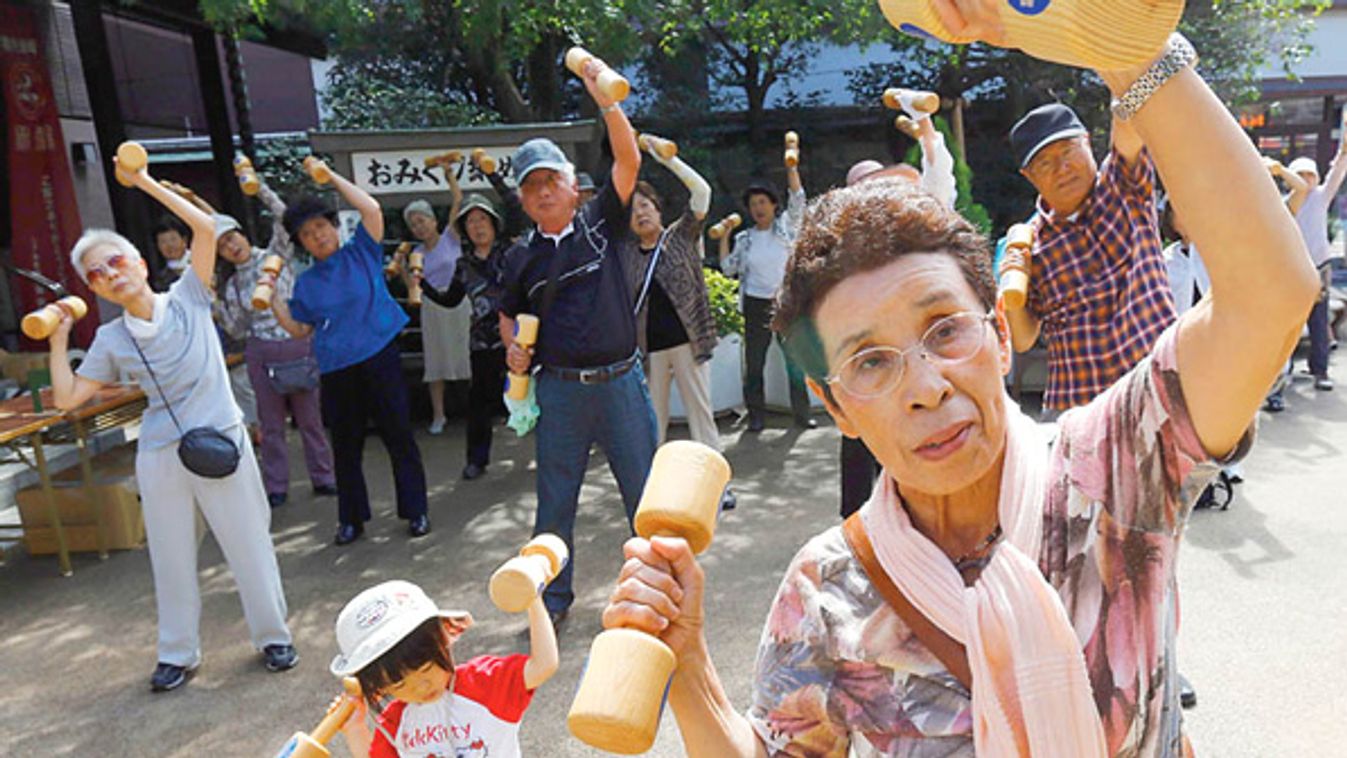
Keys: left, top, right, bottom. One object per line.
{"left": 331, "top": 580, "right": 558, "bottom": 757}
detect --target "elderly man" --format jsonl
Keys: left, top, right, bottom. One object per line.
{"left": 497, "top": 65, "right": 655, "bottom": 627}
{"left": 1004, "top": 102, "right": 1177, "bottom": 419}
{"left": 1287, "top": 128, "right": 1347, "bottom": 391}
{"left": 599, "top": 20, "right": 1317, "bottom": 757}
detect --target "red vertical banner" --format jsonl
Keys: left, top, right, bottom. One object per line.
{"left": 1, "top": 4, "right": 95, "bottom": 349}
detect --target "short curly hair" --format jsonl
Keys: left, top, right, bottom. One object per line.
{"left": 282, "top": 194, "right": 339, "bottom": 242}
{"left": 772, "top": 179, "right": 996, "bottom": 385}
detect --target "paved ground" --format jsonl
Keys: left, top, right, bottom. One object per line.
{"left": 2, "top": 369, "right": 1344, "bottom": 757}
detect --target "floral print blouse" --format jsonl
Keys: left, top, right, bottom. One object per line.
{"left": 747, "top": 326, "right": 1250, "bottom": 757}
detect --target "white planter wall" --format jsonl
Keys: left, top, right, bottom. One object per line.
{"left": 668, "top": 333, "right": 822, "bottom": 422}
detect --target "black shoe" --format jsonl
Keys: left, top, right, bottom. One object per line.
{"left": 267, "top": 493, "right": 287, "bottom": 508}
{"left": 262, "top": 644, "right": 299, "bottom": 672}
{"left": 1315, "top": 375, "right": 1334, "bottom": 391}
{"left": 548, "top": 608, "right": 569, "bottom": 628}
{"left": 794, "top": 417, "right": 818, "bottom": 430}
{"left": 150, "top": 661, "right": 197, "bottom": 692}
{"left": 747, "top": 413, "right": 765, "bottom": 433}
{"left": 408, "top": 515, "right": 431, "bottom": 538}
{"left": 462, "top": 463, "right": 486, "bottom": 480}
{"left": 334, "top": 523, "right": 364, "bottom": 546}
{"left": 719, "top": 487, "right": 738, "bottom": 512}
{"left": 312, "top": 484, "right": 338, "bottom": 497}
{"left": 1179, "top": 674, "right": 1197, "bottom": 709}
{"left": 1263, "top": 394, "right": 1285, "bottom": 413}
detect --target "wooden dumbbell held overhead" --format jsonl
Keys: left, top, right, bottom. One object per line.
{"left": 489, "top": 534, "right": 569, "bottom": 613}
{"left": 877, "top": 0, "right": 1183, "bottom": 70}
{"left": 114, "top": 141, "right": 147, "bottom": 187}
{"left": 234, "top": 156, "right": 260, "bottom": 196}
{"left": 22, "top": 296, "right": 87, "bottom": 340}
{"left": 894, "top": 115, "right": 921, "bottom": 139}
{"left": 471, "top": 148, "right": 498, "bottom": 175}
{"left": 272, "top": 678, "right": 361, "bottom": 758}
{"left": 565, "top": 46, "right": 630, "bottom": 103}
{"left": 567, "top": 441, "right": 733, "bottom": 754}
{"left": 637, "top": 133, "right": 678, "bottom": 160}
{"left": 251, "top": 255, "right": 286, "bottom": 311}
{"left": 783, "top": 130, "right": 800, "bottom": 168}
{"left": 999, "top": 223, "right": 1035, "bottom": 311}
{"left": 303, "top": 156, "right": 332, "bottom": 185}
{"left": 707, "top": 213, "right": 742, "bottom": 241}
{"left": 424, "top": 150, "right": 463, "bottom": 169}
{"left": 882, "top": 87, "right": 940, "bottom": 114}
{"left": 505, "top": 314, "right": 539, "bottom": 401}
{"left": 407, "top": 251, "right": 424, "bottom": 307}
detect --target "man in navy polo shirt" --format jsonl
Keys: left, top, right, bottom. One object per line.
{"left": 498, "top": 64, "right": 656, "bottom": 626}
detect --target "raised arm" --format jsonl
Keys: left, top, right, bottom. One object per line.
{"left": 119, "top": 158, "right": 217, "bottom": 284}
{"left": 1110, "top": 116, "right": 1145, "bottom": 165}
{"left": 326, "top": 166, "right": 384, "bottom": 241}
{"left": 1322, "top": 123, "right": 1347, "bottom": 199}
{"left": 579, "top": 63, "right": 640, "bottom": 204}
{"left": 1268, "top": 159, "right": 1312, "bottom": 216}
{"left": 645, "top": 143, "right": 712, "bottom": 220}
{"left": 1096, "top": 57, "right": 1319, "bottom": 456}
{"left": 442, "top": 163, "right": 464, "bottom": 240}
{"left": 256, "top": 176, "right": 295, "bottom": 260}
{"left": 522, "top": 596, "right": 559, "bottom": 690}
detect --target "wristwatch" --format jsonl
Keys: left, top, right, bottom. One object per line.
{"left": 1110, "top": 34, "right": 1199, "bottom": 122}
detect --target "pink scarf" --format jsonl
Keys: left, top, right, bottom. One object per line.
{"left": 860, "top": 398, "right": 1106, "bottom": 757}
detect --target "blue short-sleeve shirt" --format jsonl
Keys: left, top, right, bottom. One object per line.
{"left": 289, "top": 223, "right": 409, "bottom": 374}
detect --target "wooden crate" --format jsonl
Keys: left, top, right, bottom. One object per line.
{"left": 17, "top": 448, "right": 144, "bottom": 554}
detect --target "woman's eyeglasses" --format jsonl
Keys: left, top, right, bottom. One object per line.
{"left": 85, "top": 253, "right": 134, "bottom": 285}
{"left": 826, "top": 311, "right": 996, "bottom": 398}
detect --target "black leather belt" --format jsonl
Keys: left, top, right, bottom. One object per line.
{"left": 545, "top": 353, "right": 639, "bottom": 385}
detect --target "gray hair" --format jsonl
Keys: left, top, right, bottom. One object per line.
{"left": 70, "top": 229, "right": 142, "bottom": 282}
{"left": 402, "top": 199, "right": 436, "bottom": 226}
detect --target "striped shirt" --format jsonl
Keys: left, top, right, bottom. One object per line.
{"left": 1028, "top": 149, "right": 1177, "bottom": 411}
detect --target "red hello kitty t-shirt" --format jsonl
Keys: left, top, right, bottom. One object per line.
{"left": 370, "top": 655, "right": 533, "bottom": 758}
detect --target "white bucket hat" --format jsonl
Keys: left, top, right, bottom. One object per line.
{"left": 329, "top": 580, "right": 473, "bottom": 677}
{"left": 1288, "top": 157, "right": 1319, "bottom": 178}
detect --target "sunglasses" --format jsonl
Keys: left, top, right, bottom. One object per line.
{"left": 85, "top": 253, "right": 135, "bottom": 285}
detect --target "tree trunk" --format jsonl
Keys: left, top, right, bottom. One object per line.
{"left": 526, "top": 33, "right": 565, "bottom": 122}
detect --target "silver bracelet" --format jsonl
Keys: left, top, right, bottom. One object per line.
{"left": 600, "top": 103, "right": 620, "bottom": 116}
{"left": 1110, "top": 34, "right": 1198, "bottom": 122}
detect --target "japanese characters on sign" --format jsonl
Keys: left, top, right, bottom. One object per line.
{"left": 351, "top": 147, "right": 517, "bottom": 196}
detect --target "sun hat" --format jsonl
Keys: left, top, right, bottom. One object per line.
{"left": 329, "top": 580, "right": 474, "bottom": 677}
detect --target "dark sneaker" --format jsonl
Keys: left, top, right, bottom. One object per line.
{"left": 462, "top": 463, "right": 486, "bottom": 481}
{"left": 719, "top": 487, "right": 738, "bottom": 512}
{"left": 267, "top": 493, "right": 287, "bottom": 508}
{"left": 794, "top": 417, "right": 818, "bottom": 430}
{"left": 746, "top": 413, "right": 765, "bottom": 433}
{"left": 1314, "top": 375, "right": 1333, "bottom": 391}
{"left": 150, "top": 661, "right": 197, "bottom": 692}
{"left": 1179, "top": 673, "right": 1197, "bottom": 709}
{"left": 262, "top": 644, "right": 299, "bottom": 672}
{"left": 1263, "top": 394, "right": 1285, "bottom": 413}
{"left": 408, "top": 515, "right": 431, "bottom": 538}
{"left": 312, "top": 484, "right": 338, "bottom": 497}
{"left": 334, "top": 523, "right": 364, "bottom": 546}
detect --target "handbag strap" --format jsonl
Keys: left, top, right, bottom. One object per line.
{"left": 841, "top": 512, "right": 973, "bottom": 690}
{"left": 129, "top": 334, "right": 186, "bottom": 437}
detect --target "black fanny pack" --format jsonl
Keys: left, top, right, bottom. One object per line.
{"left": 133, "top": 339, "right": 240, "bottom": 479}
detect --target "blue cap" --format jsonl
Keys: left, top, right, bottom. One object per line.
{"left": 1010, "top": 103, "right": 1088, "bottom": 169}
{"left": 512, "top": 138, "right": 572, "bottom": 184}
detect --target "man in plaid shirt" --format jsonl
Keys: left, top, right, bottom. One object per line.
{"left": 1005, "top": 103, "right": 1177, "bottom": 415}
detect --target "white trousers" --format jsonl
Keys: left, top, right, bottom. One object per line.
{"left": 647, "top": 344, "right": 721, "bottom": 451}
{"left": 136, "top": 429, "right": 291, "bottom": 666}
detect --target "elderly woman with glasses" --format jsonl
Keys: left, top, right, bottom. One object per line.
{"left": 599, "top": 13, "right": 1319, "bottom": 757}
{"left": 46, "top": 156, "right": 296, "bottom": 694}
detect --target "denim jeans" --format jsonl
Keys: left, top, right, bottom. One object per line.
{"left": 534, "top": 363, "right": 658, "bottom": 612}
{"left": 1307, "top": 295, "right": 1331, "bottom": 378}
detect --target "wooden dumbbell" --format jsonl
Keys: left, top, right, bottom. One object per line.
{"left": 637, "top": 133, "right": 678, "bottom": 160}
{"left": 707, "top": 213, "right": 742, "bottom": 241}
{"left": 565, "top": 46, "right": 630, "bottom": 103}
{"left": 251, "top": 255, "right": 286, "bottom": 311}
{"left": 999, "top": 223, "right": 1035, "bottom": 311}
{"left": 882, "top": 87, "right": 940, "bottom": 114}
{"left": 407, "top": 251, "right": 424, "bottom": 307}
{"left": 385, "top": 242, "right": 410, "bottom": 278}
{"left": 894, "top": 115, "right": 921, "bottom": 139}
{"left": 233, "top": 156, "right": 261, "bottom": 196}
{"left": 303, "top": 156, "right": 332, "bottom": 185}
{"left": 272, "top": 678, "right": 361, "bottom": 758}
{"left": 114, "top": 141, "right": 147, "bottom": 187}
{"left": 877, "top": 0, "right": 1182, "bottom": 70}
{"left": 506, "top": 314, "right": 539, "bottom": 401}
{"left": 567, "top": 441, "right": 733, "bottom": 754}
{"left": 21, "top": 296, "right": 87, "bottom": 340}
{"left": 424, "top": 150, "right": 463, "bottom": 169}
{"left": 472, "top": 148, "right": 498, "bottom": 175}
{"left": 784, "top": 131, "right": 800, "bottom": 168}
{"left": 489, "top": 534, "right": 569, "bottom": 613}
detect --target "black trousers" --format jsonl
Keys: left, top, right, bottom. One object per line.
{"left": 321, "top": 339, "right": 428, "bottom": 526}
{"left": 743, "top": 295, "right": 810, "bottom": 420}
{"left": 467, "top": 347, "right": 507, "bottom": 466}
{"left": 840, "top": 435, "right": 881, "bottom": 518}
